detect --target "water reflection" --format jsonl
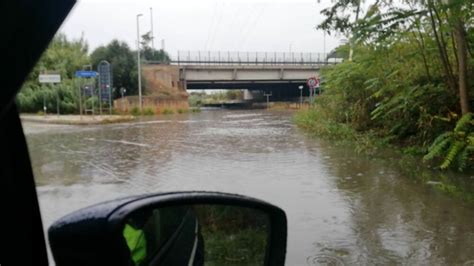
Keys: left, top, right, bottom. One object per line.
{"left": 23, "top": 110, "right": 474, "bottom": 265}
{"left": 316, "top": 141, "right": 474, "bottom": 265}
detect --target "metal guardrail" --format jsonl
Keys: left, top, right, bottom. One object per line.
{"left": 166, "top": 51, "right": 341, "bottom": 65}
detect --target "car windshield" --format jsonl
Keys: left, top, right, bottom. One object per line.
{"left": 19, "top": 0, "right": 474, "bottom": 265}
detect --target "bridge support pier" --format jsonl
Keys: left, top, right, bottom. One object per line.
{"left": 243, "top": 90, "right": 263, "bottom": 101}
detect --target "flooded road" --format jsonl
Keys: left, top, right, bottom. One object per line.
{"left": 24, "top": 110, "right": 474, "bottom": 265}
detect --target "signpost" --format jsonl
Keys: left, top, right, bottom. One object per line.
{"left": 75, "top": 69, "right": 98, "bottom": 116}
{"left": 298, "top": 85, "right": 304, "bottom": 108}
{"left": 307, "top": 77, "right": 320, "bottom": 103}
{"left": 264, "top": 91, "right": 272, "bottom": 109}
{"left": 39, "top": 73, "right": 61, "bottom": 116}
{"left": 120, "top": 87, "right": 126, "bottom": 112}
{"left": 315, "top": 78, "right": 321, "bottom": 96}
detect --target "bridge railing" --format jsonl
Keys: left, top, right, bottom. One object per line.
{"left": 167, "top": 51, "right": 341, "bottom": 65}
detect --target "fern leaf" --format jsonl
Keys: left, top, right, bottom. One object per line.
{"left": 454, "top": 112, "right": 472, "bottom": 133}
{"left": 424, "top": 137, "right": 452, "bottom": 161}
{"left": 440, "top": 141, "right": 465, "bottom": 169}
{"left": 456, "top": 147, "right": 469, "bottom": 171}
{"left": 428, "top": 132, "right": 453, "bottom": 151}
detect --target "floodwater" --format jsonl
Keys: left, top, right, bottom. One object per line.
{"left": 23, "top": 110, "right": 474, "bottom": 265}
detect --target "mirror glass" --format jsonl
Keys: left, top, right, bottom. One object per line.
{"left": 123, "top": 204, "right": 270, "bottom": 266}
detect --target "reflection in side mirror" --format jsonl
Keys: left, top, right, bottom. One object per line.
{"left": 49, "top": 192, "right": 287, "bottom": 266}
{"left": 124, "top": 205, "right": 270, "bottom": 266}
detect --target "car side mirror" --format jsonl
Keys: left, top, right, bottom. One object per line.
{"left": 48, "top": 191, "right": 287, "bottom": 266}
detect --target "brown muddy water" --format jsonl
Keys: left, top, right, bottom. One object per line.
{"left": 23, "top": 109, "right": 474, "bottom": 265}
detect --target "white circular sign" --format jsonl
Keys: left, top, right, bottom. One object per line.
{"left": 307, "top": 77, "right": 319, "bottom": 88}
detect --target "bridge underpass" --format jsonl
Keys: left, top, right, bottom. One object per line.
{"left": 170, "top": 51, "right": 332, "bottom": 101}
{"left": 143, "top": 51, "right": 335, "bottom": 102}
{"left": 181, "top": 66, "right": 320, "bottom": 101}
{"left": 186, "top": 81, "right": 310, "bottom": 101}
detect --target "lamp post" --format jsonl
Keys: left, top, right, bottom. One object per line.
{"left": 136, "top": 13, "right": 143, "bottom": 112}
{"left": 298, "top": 85, "right": 303, "bottom": 108}
{"left": 79, "top": 64, "right": 92, "bottom": 117}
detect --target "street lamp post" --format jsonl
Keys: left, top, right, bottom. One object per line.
{"left": 298, "top": 85, "right": 303, "bottom": 108}
{"left": 79, "top": 64, "right": 92, "bottom": 116}
{"left": 136, "top": 13, "right": 143, "bottom": 112}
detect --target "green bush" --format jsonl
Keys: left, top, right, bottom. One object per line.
{"left": 162, "top": 108, "right": 174, "bottom": 115}
{"left": 142, "top": 107, "right": 155, "bottom": 116}
{"left": 130, "top": 107, "right": 140, "bottom": 116}
{"left": 177, "top": 108, "right": 188, "bottom": 114}
{"left": 191, "top": 107, "right": 201, "bottom": 113}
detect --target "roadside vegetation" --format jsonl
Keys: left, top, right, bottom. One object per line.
{"left": 16, "top": 33, "right": 170, "bottom": 114}
{"left": 296, "top": 1, "right": 473, "bottom": 173}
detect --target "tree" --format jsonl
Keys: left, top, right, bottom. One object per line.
{"left": 30, "top": 33, "right": 89, "bottom": 80}
{"left": 17, "top": 33, "right": 90, "bottom": 113}
{"left": 90, "top": 40, "right": 137, "bottom": 98}
{"left": 318, "top": 0, "right": 472, "bottom": 114}
{"left": 312, "top": 0, "right": 473, "bottom": 170}
{"left": 446, "top": 0, "right": 470, "bottom": 114}
{"left": 140, "top": 32, "right": 171, "bottom": 63}
{"left": 317, "top": 0, "right": 364, "bottom": 61}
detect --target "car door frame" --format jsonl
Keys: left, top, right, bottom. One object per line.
{"left": 0, "top": 1, "right": 76, "bottom": 265}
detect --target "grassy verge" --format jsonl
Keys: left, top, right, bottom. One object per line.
{"left": 294, "top": 108, "right": 389, "bottom": 155}
{"left": 20, "top": 114, "right": 135, "bottom": 125}
{"left": 294, "top": 108, "right": 474, "bottom": 203}
{"left": 128, "top": 107, "right": 200, "bottom": 116}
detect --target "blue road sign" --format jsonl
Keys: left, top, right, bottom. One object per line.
{"left": 75, "top": 70, "right": 98, "bottom": 78}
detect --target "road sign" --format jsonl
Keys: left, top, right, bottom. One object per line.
{"left": 39, "top": 74, "right": 61, "bottom": 83}
{"left": 98, "top": 61, "right": 112, "bottom": 102}
{"left": 307, "top": 77, "right": 319, "bottom": 89}
{"left": 82, "top": 84, "right": 94, "bottom": 97}
{"left": 75, "top": 70, "right": 98, "bottom": 78}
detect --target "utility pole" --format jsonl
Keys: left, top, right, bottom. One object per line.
{"left": 150, "top": 7, "right": 155, "bottom": 54}
{"left": 56, "top": 83, "right": 60, "bottom": 116}
{"left": 137, "top": 13, "right": 143, "bottom": 112}
{"left": 43, "top": 90, "right": 46, "bottom": 116}
{"left": 120, "top": 87, "right": 126, "bottom": 113}
{"left": 76, "top": 79, "right": 82, "bottom": 119}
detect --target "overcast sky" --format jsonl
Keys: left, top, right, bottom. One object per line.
{"left": 59, "top": 0, "right": 347, "bottom": 57}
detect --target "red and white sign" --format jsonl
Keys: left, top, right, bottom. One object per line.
{"left": 307, "top": 77, "right": 320, "bottom": 89}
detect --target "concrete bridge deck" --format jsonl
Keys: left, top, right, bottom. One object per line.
{"left": 178, "top": 64, "right": 322, "bottom": 90}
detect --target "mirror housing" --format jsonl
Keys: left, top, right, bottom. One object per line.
{"left": 48, "top": 191, "right": 287, "bottom": 266}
